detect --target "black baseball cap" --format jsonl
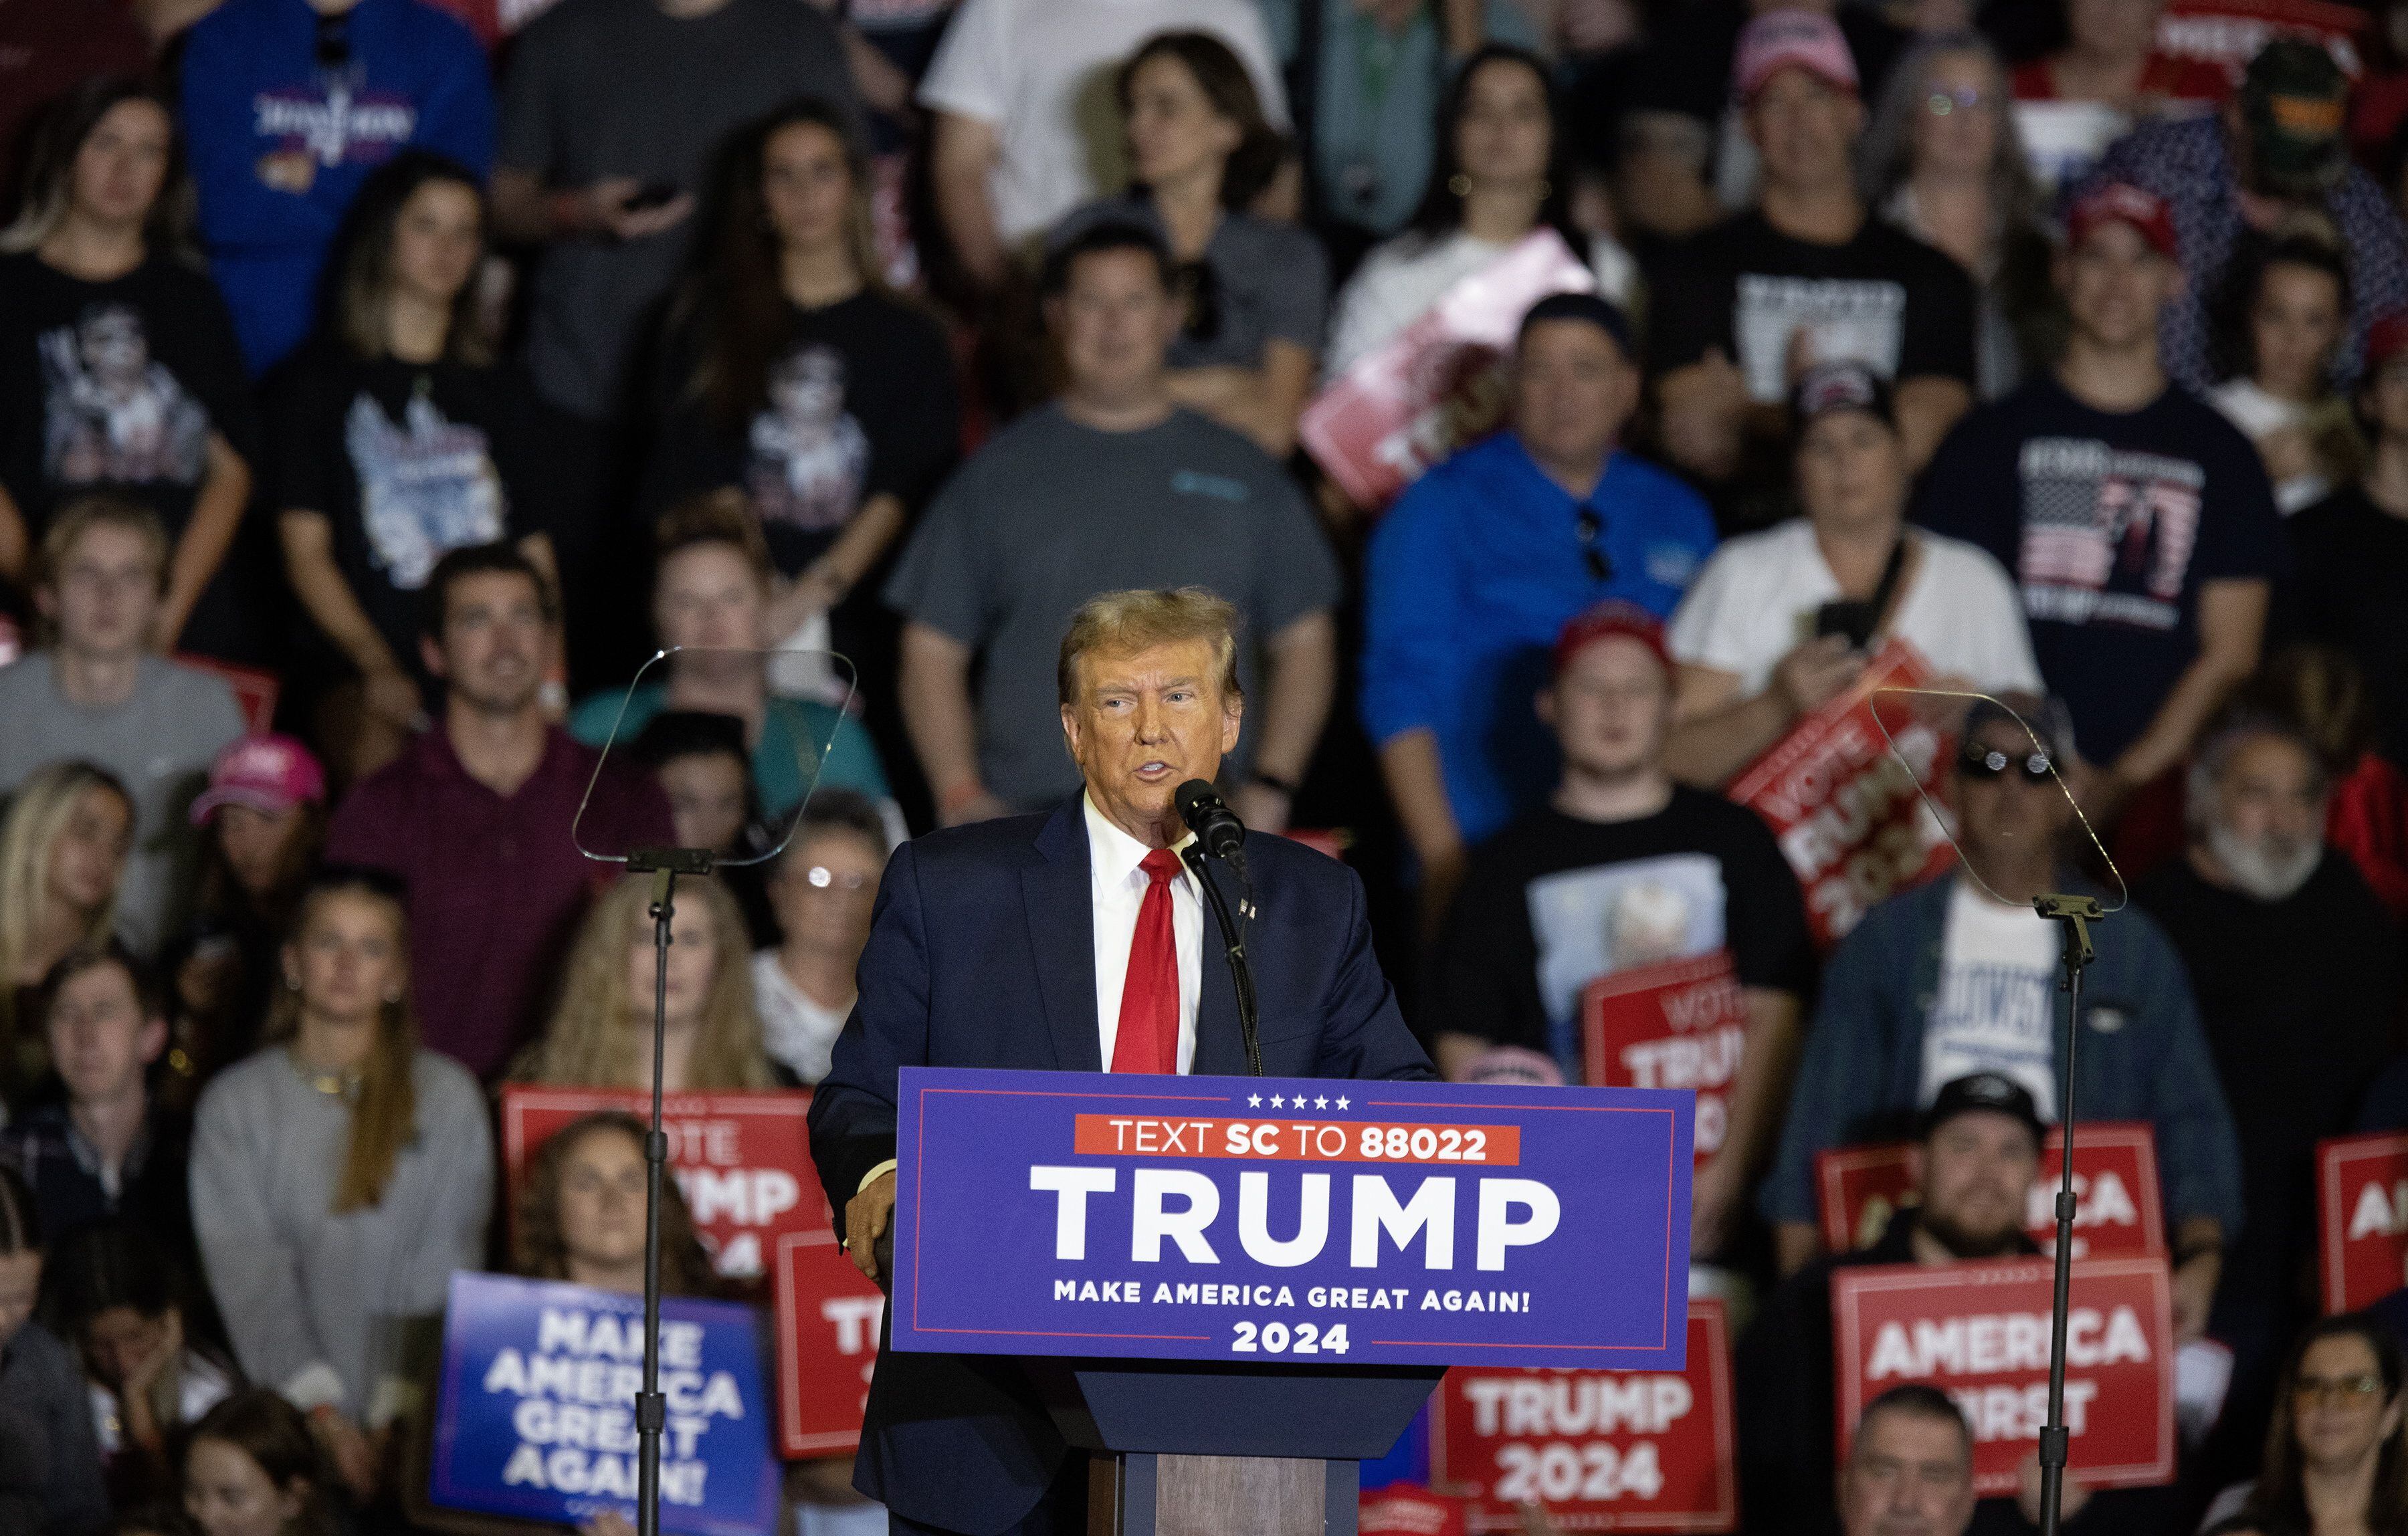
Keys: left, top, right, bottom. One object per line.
{"left": 1790, "top": 359, "right": 1895, "bottom": 433}
{"left": 1518, "top": 291, "right": 1635, "bottom": 357}
{"left": 1922, "top": 1073, "right": 2046, "bottom": 1143}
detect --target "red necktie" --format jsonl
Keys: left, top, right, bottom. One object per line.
{"left": 1110, "top": 849, "right": 1185, "bottom": 1074}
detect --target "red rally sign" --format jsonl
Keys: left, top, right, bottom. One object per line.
{"left": 1359, "top": 1485, "right": 1470, "bottom": 1536}
{"left": 1583, "top": 952, "right": 1744, "bottom": 1170}
{"left": 1815, "top": 1125, "right": 2165, "bottom": 1260}
{"left": 1831, "top": 1259, "right": 2175, "bottom": 1498}
{"left": 1726, "top": 641, "right": 1954, "bottom": 949}
{"left": 1429, "top": 1300, "right": 1737, "bottom": 1533}
{"left": 773, "top": 1230, "right": 885, "bottom": 1456}
{"left": 2161, "top": 0, "right": 2367, "bottom": 78}
{"left": 2318, "top": 1132, "right": 2408, "bottom": 1314}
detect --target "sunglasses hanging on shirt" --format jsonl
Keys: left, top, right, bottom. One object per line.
{"left": 1575, "top": 508, "right": 1613, "bottom": 582}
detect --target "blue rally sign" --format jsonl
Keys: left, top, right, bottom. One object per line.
{"left": 889, "top": 1068, "right": 1693, "bottom": 1367}
{"left": 428, "top": 1273, "right": 781, "bottom": 1536}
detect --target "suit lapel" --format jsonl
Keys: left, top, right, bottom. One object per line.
{"left": 1191, "top": 855, "right": 1244, "bottom": 1077}
{"left": 1024, "top": 800, "right": 1102, "bottom": 1073}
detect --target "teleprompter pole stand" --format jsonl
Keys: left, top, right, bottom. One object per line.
{"left": 623, "top": 847, "right": 717, "bottom": 1536}
{"left": 1182, "top": 844, "right": 1263, "bottom": 1075}
{"left": 2031, "top": 893, "right": 2102, "bottom": 1536}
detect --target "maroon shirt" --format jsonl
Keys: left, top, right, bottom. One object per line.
{"left": 326, "top": 724, "right": 672, "bottom": 1078}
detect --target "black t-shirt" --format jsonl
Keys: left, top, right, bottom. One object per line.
{"left": 1912, "top": 376, "right": 2284, "bottom": 765}
{"left": 2134, "top": 854, "right": 2399, "bottom": 1301}
{"left": 0, "top": 249, "right": 258, "bottom": 540}
{"left": 1428, "top": 790, "right": 1814, "bottom": 1073}
{"left": 2282, "top": 485, "right": 2408, "bottom": 770}
{"left": 1647, "top": 210, "right": 1978, "bottom": 396}
{"left": 647, "top": 290, "right": 960, "bottom": 576}
{"left": 272, "top": 338, "right": 542, "bottom": 678}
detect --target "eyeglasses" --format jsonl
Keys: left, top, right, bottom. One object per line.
{"left": 1575, "top": 509, "right": 1614, "bottom": 582}
{"left": 1924, "top": 86, "right": 1993, "bottom": 117}
{"left": 800, "top": 866, "right": 874, "bottom": 895}
{"left": 1957, "top": 746, "right": 2052, "bottom": 784}
{"left": 2294, "top": 1374, "right": 2387, "bottom": 1406}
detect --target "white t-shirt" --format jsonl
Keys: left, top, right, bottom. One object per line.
{"left": 916, "top": 0, "right": 1288, "bottom": 243}
{"left": 1920, "top": 879, "right": 2061, "bottom": 1117}
{"left": 2209, "top": 378, "right": 2329, "bottom": 514}
{"left": 1666, "top": 519, "right": 2042, "bottom": 697}
{"left": 1323, "top": 228, "right": 1637, "bottom": 377}
{"left": 751, "top": 950, "right": 851, "bottom": 1085}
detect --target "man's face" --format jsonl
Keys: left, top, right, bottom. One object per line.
{"left": 1514, "top": 320, "right": 1637, "bottom": 473}
{"left": 1061, "top": 638, "right": 1242, "bottom": 838}
{"left": 46, "top": 964, "right": 161, "bottom": 1107}
{"left": 1051, "top": 249, "right": 1177, "bottom": 407}
{"left": 2202, "top": 733, "right": 2326, "bottom": 900}
{"left": 1542, "top": 636, "right": 1670, "bottom": 782}
{"left": 423, "top": 570, "right": 547, "bottom": 715}
{"left": 1748, "top": 67, "right": 1862, "bottom": 196}
{"left": 1912, "top": 1110, "right": 2041, "bottom": 1258}
{"left": 2059, "top": 222, "right": 2183, "bottom": 353}
{"left": 1952, "top": 723, "right": 2070, "bottom": 870}
{"left": 41, "top": 523, "right": 161, "bottom": 661}
{"left": 1839, "top": 1409, "right": 1977, "bottom": 1536}
{"left": 1796, "top": 410, "right": 1907, "bottom": 530}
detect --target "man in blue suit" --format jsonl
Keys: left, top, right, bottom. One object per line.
{"left": 809, "top": 586, "right": 1433, "bottom": 1535}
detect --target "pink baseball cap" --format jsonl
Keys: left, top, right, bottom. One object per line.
{"left": 1732, "top": 11, "right": 1858, "bottom": 103}
{"left": 2066, "top": 181, "right": 2180, "bottom": 265}
{"left": 189, "top": 734, "right": 327, "bottom": 824}
{"left": 1554, "top": 600, "right": 1671, "bottom": 677}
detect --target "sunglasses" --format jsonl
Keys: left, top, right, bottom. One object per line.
{"left": 799, "top": 865, "right": 875, "bottom": 894}
{"left": 1957, "top": 746, "right": 2052, "bottom": 784}
{"left": 2294, "top": 1373, "right": 2387, "bottom": 1405}
{"left": 1924, "top": 86, "right": 1993, "bottom": 117}
{"left": 1576, "top": 509, "right": 1614, "bottom": 583}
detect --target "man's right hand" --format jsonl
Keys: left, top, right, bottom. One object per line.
{"left": 579, "top": 177, "right": 696, "bottom": 243}
{"left": 1771, "top": 635, "right": 1862, "bottom": 721}
{"left": 845, "top": 1169, "right": 898, "bottom": 1287}
{"left": 361, "top": 664, "right": 423, "bottom": 731}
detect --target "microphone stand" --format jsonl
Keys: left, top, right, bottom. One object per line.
{"left": 1183, "top": 844, "right": 1262, "bottom": 1076}
{"left": 623, "top": 846, "right": 716, "bottom": 1536}
{"left": 2030, "top": 892, "right": 2102, "bottom": 1536}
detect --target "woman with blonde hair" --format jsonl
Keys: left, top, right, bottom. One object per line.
{"left": 0, "top": 760, "right": 133, "bottom": 1104}
{"left": 512, "top": 874, "right": 783, "bottom": 1093}
{"left": 189, "top": 868, "right": 492, "bottom": 1501}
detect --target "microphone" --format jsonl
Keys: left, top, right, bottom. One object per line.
{"left": 1175, "top": 779, "right": 1246, "bottom": 859}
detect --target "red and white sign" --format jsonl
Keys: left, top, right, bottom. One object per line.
{"left": 1831, "top": 1259, "right": 2176, "bottom": 1498}
{"left": 1583, "top": 952, "right": 1744, "bottom": 1169}
{"left": 773, "top": 1230, "right": 884, "bottom": 1456}
{"left": 1360, "top": 1485, "right": 1470, "bottom": 1536}
{"left": 1299, "top": 229, "right": 1595, "bottom": 510}
{"left": 499, "top": 1087, "right": 824, "bottom": 1281}
{"left": 1815, "top": 1125, "right": 2166, "bottom": 1261}
{"left": 2318, "top": 1131, "right": 2408, "bottom": 1314}
{"left": 1728, "top": 642, "right": 1955, "bottom": 949}
{"left": 177, "top": 653, "right": 279, "bottom": 735}
{"left": 1429, "top": 1300, "right": 1738, "bottom": 1533}
{"left": 2161, "top": 0, "right": 2367, "bottom": 79}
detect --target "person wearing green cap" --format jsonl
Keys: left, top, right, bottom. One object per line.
{"left": 2079, "top": 35, "right": 2408, "bottom": 395}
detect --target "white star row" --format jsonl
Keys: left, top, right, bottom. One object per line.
{"left": 1242, "top": 1094, "right": 1350, "bottom": 1111}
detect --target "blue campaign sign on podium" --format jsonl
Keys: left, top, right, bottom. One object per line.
{"left": 888, "top": 1067, "right": 1693, "bottom": 1368}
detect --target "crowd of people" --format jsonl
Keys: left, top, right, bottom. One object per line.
{"left": 11, "top": 0, "right": 2408, "bottom": 1533}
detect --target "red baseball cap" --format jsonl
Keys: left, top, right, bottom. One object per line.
{"left": 189, "top": 733, "right": 327, "bottom": 824}
{"left": 1553, "top": 600, "right": 1670, "bottom": 678}
{"left": 1732, "top": 11, "right": 1858, "bottom": 103}
{"left": 2367, "top": 311, "right": 2408, "bottom": 373}
{"left": 2066, "top": 181, "right": 2179, "bottom": 265}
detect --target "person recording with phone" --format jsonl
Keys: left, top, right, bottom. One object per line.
{"left": 1661, "top": 359, "right": 2039, "bottom": 788}
{"left": 807, "top": 586, "right": 1429, "bottom": 1536}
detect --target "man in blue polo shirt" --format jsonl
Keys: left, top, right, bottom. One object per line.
{"left": 1363, "top": 292, "right": 1716, "bottom": 923}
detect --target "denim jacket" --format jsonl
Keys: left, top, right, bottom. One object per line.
{"left": 1762, "top": 875, "right": 2245, "bottom": 1238}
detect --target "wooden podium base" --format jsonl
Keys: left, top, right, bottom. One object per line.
{"left": 1088, "top": 1453, "right": 1358, "bottom": 1536}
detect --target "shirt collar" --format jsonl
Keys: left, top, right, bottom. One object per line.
{"left": 1082, "top": 792, "right": 1195, "bottom": 889}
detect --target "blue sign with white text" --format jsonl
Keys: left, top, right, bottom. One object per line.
{"left": 427, "top": 1273, "right": 780, "bottom": 1536}
{"left": 889, "top": 1067, "right": 1692, "bottom": 1367}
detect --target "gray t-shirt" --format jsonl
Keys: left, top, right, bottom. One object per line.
{"left": 885, "top": 405, "right": 1342, "bottom": 806}
{"left": 497, "top": 0, "right": 858, "bottom": 420}
{"left": 1051, "top": 197, "right": 1330, "bottom": 371}
{"left": 0, "top": 653, "right": 244, "bottom": 952}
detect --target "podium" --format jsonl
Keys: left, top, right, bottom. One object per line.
{"left": 1033, "top": 1356, "right": 1445, "bottom": 1535}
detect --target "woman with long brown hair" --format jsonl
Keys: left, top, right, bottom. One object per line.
{"left": 512, "top": 1111, "right": 716, "bottom": 1296}
{"left": 2207, "top": 1315, "right": 2408, "bottom": 1535}
{"left": 0, "top": 760, "right": 133, "bottom": 1105}
{"left": 511, "top": 874, "right": 781, "bottom": 1093}
{"left": 181, "top": 1389, "right": 336, "bottom": 1536}
{"left": 189, "top": 869, "right": 492, "bottom": 1502}
{"left": 647, "top": 96, "right": 958, "bottom": 689}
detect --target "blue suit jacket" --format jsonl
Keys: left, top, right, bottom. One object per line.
{"left": 808, "top": 798, "right": 1433, "bottom": 1533}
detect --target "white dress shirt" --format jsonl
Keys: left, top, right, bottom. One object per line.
{"left": 1085, "top": 792, "right": 1203, "bottom": 1073}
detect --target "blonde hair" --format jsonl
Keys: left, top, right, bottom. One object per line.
{"left": 37, "top": 494, "right": 169, "bottom": 594}
{"left": 1056, "top": 587, "right": 1243, "bottom": 706}
{"left": 516, "top": 876, "right": 773, "bottom": 1091}
{"left": 0, "top": 762, "right": 131, "bottom": 1087}
{"left": 262, "top": 872, "right": 422, "bottom": 1215}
